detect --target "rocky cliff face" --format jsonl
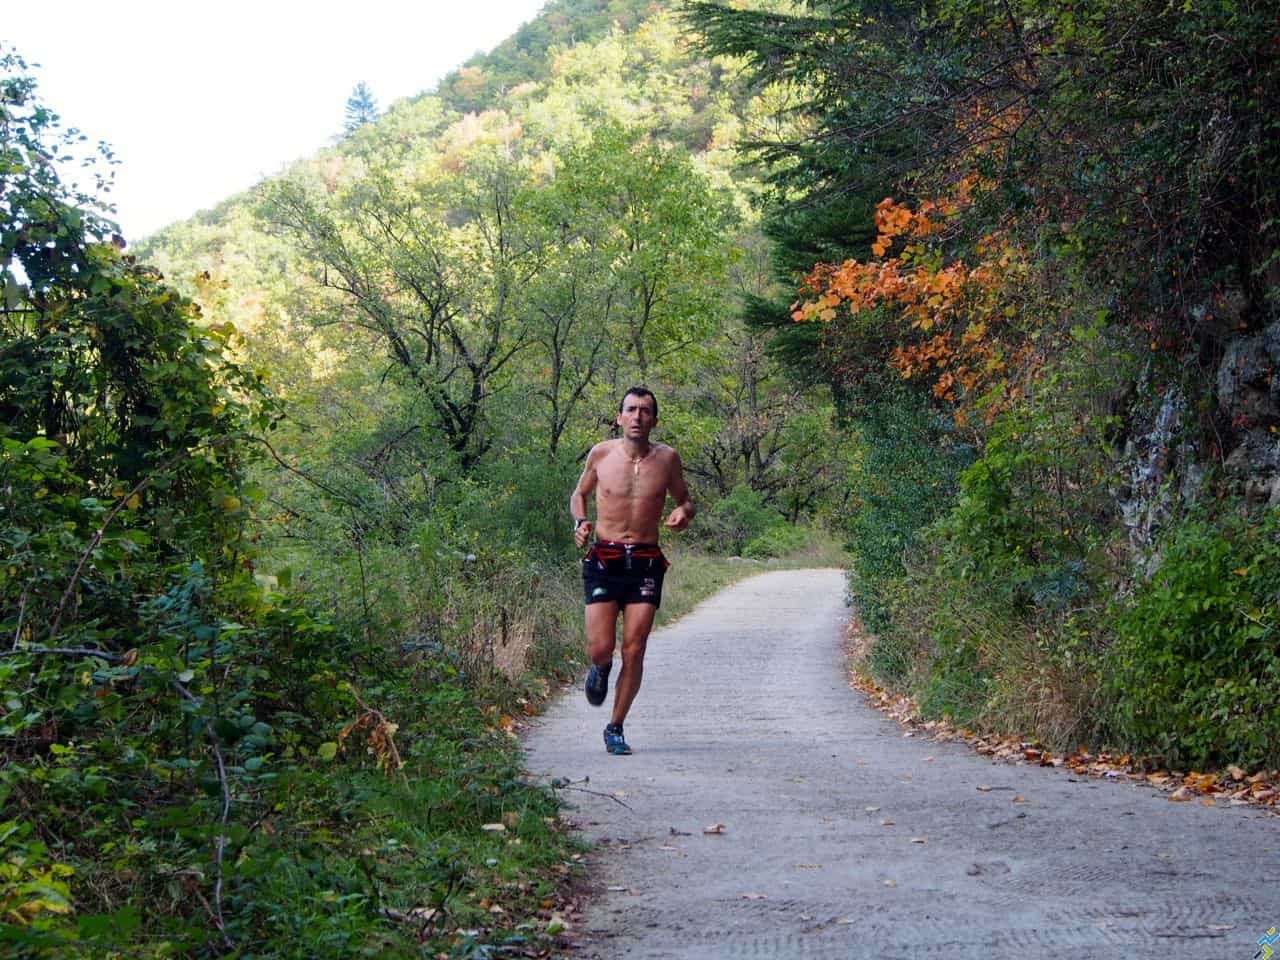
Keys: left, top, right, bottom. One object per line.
{"left": 1219, "top": 320, "right": 1280, "bottom": 507}
{"left": 1116, "top": 308, "right": 1280, "bottom": 566}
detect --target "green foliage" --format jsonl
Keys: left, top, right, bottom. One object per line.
{"left": 690, "top": 0, "right": 1280, "bottom": 332}
{"left": 846, "top": 333, "right": 1139, "bottom": 743}
{"left": 843, "top": 387, "right": 972, "bottom": 642}
{"left": 697, "top": 483, "right": 798, "bottom": 557}
{"left": 2, "top": 55, "right": 583, "bottom": 959}
{"left": 437, "top": 0, "right": 663, "bottom": 114}
{"left": 1106, "top": 507, "right": 1280, "bottom": 769}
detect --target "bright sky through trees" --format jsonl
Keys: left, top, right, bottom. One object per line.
{"left": 4, "top": 0, "right": 547, "bottom": 239}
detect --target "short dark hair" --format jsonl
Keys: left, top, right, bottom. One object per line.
{"left": 618, "top": 386, "right": 658, "bottom": 419}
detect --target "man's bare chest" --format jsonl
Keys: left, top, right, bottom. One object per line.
{"left": 597, "top": 458, "right": 667, "bottom": 500}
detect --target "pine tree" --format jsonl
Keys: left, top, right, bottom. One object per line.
{"left": 343, "top": 82, "right": 378, "bottom": 135}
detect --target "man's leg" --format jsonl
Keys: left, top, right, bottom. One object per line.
{"left": 583, "top": 601, "right": 619, "bottom": 706}
{"left": 609, "top": 602, "right": 658, "bottom": 727}
{"left": 585, "top": 600, "right": 620, "bottom": 666}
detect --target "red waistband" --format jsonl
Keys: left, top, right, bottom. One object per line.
{"left": 591, "top": 540, "right": 663, "bottom": 561}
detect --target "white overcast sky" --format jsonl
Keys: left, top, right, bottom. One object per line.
{"left": 5, "top": 0, "right": 548, "bottom": 239}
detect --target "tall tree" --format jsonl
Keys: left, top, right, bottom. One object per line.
{"left": 261, "top": 147, "right": 537, "bottom": 471}
{"left": 523, "top": 124, "right": 734, "bottom": 454}
{"left": 343, "top": 81, "right": 379, "bottom": 135}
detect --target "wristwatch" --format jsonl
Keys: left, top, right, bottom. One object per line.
{"left": 574, "top": 517, "right": 589, "bottom": 529}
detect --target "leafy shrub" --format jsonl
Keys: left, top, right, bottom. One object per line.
{"left": 698, "top": 483, "right": 805, "bottom": 557}
{"left": 743, "top": 521, "right": 807, "bottom": 558}
{"left": 842, "top": 387, "right": 972, "bottom": 637}
{"left": 1106, "top": 507, "right": 1280, "bottom": 769}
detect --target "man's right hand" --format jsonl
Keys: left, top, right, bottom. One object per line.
{"left": 574, "top": 519, "right": 593, "bottom": 550}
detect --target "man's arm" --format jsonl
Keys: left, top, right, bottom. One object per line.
{"left": 571, "top": 445, "right": 601, "bottom": 549}
{"left": 663, "top": 450, "right": 695, "bottom": 531}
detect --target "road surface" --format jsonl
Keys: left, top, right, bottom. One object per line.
{"left": 523, "top": 568, "right": 1280, "bottom": 959}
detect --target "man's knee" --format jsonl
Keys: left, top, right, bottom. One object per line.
{"left": 621, "top": 623, "right": 652, "bottom": 657}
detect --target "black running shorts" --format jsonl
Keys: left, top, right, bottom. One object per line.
{"left": 582, "top": 541, "right": 668, "bottom": 607}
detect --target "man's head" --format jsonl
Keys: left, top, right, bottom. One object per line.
{"left": 616, "top": 387, "right": 658, "bottom": 439}
{"left": 618, "top": 386, "right": 658, "bottom": 419}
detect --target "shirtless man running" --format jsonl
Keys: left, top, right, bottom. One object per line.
{"left": 570, "top": 387, "right": 695, "bottom": 755}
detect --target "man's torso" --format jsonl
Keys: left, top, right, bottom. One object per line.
{"left": 592, "top": 440, "right": 674, "bottom": 543}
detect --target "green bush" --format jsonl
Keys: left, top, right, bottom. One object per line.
{"left": 1105, "top": 507, "right": 1280, "bottom": 769}
{"left": 842, "top": 387, "right": 972, "bottom": 637}
{"left": 743, "top": 521, "right": 807, "bottom": 559}
{"left": 699, "top": 484, "right": 779, "bottom": 554}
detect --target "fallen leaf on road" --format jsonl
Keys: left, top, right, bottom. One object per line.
{"left": 607, "top": 886, "right": 626, "bottom": 892}
{"left": 1011, "top": 795, "right": 1028, "bottom": 804}
{"left": 976, "top": 785, "right": 993, "bottom": 792}
{"left": 1199, "top": 799, "right": 1217, "bottom": 807}
{"left": 1169, "top": 787, "right": 1192, "bottom": 802}
{"left": 880, "top": 818, "right": 895, "bottom": 826}
{"left": 883, "top": 879, "right": 897, "bottom": 887}
{"left": 703, "top": 823, "right": 727, "bottom": 834}
{"left": 836, "top": 917, "right": 853, "bottom": 924}
{"left": 864, "top": 805, "right": 880, "bottom": 812}
{"left": 910, "top": 836, "right": 928, "bottom": 844}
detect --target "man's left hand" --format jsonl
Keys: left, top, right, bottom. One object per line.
{"left": 664, "top": 506, "right": 692, "bottom": 531}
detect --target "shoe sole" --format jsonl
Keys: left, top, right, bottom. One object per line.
{"left": 584, "top": 666, "right": 609, "bottom": 706}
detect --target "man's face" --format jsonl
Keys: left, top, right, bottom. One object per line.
{"left": 617, "top": 394, "right": 657, "bottom": 439}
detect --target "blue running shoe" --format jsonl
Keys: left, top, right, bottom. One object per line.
{"left": 584, "top": 662, "right": 611, "bottom": 706}
{"left": 603, "top": 723, "right": 632, "bottom": 756}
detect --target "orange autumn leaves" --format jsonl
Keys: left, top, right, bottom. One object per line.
{"left": 792, "top": 189, "right": 1029, "bottom": 422}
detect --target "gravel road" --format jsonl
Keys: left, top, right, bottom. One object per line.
{"left": 522, "top": 568, "right": 1280, "bottom": 959}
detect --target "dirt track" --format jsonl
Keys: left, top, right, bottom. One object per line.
{"left": 522, "top": 568, "right": 1280, "bottom": 959}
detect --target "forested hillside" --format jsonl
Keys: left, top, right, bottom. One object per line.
{"left": 3, "top": 0, "right": 1278, "bottom": 955}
